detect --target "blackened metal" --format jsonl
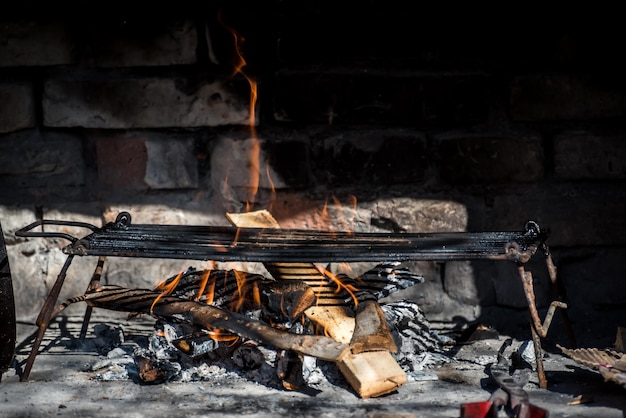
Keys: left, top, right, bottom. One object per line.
{"left": 20, "top": 255, "right": 75, "bottom": 381}
{"left": 518, "top": 264, "right": 568, "bottom": 389}
{"left": 0, "top": 222, "right": 16, "bottom": 380}
{"left": 15, "top": 219, "right": 98, "bottom": 243}
{"left": 16, "top": 212, "right": 547, "bottom": 263}
{"left": 543, "top": 245, "right": 577, "bottom": 348}
{"left": 461, "top": 339, "right": 549, "bottom": 418}
{"left": 13, "top": 211, "right": 557, "bottom": 383}
{"left": 80, "top": 256, "right": 106, "bottom": 341}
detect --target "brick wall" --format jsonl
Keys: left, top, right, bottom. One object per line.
{"left": 1, "top": 3, "right": 625, "bottom": 348}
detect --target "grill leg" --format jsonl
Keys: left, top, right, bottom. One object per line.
{"left": 20, "top": 255, "right": 75, "bottom": 382}
{"left": 79, "top": 256, "right": 106, "bottom": 341}
{"left": 518, "top": 265, "right": 567, "bottom": 389}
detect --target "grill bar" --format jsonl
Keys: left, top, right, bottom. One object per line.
{"left": 16, "top": 212, "right": 546, "bottom": 264}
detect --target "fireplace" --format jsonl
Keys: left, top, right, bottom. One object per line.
{"left": 1, "top": 2, "right": 626, "bottom": 416}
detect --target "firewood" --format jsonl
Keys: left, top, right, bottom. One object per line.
{"left": 305, "top": 305, "right": 354, "bottom": 344}
{"left": 154, "top": 267, "right": 317, "bottom": 330}
{"left": 226, "top": 209, "right": 407, "bottom": 398}
{"left": 71, "top": 285, "right": 349, "bottom": 362}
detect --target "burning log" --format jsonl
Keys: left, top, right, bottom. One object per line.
{"left": 71, "top": 285, "right": 349, "bottom": 362}
{"left": 45, "top": 252, "right": 435, "bottom": 393}
{"left": 227, "top": 210, "right": 410, "bottom": 398}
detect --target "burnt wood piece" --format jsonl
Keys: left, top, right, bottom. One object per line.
{"left": 0, "top": 222, "right": 16, "bottom": 380}
{"left": 156, "top": 267, "right": 316, "bottom": 324}
{"left": 228, "top": 210, "right": 404, "bottom": 397}
{"left": 264, "top": 262, "right": 423, "bottom": 307}
{"left": 78, "top": 285, "right": 349, "bottom": 362}
{"left": 16, "top": 212, "right": 546, "bottom": 264}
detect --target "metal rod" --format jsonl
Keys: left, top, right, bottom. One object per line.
{"left": 60, "top": 222, "right": 544, "bottom": 264}
{"left": 21, "top": 255, "right": 75, "bottom": 381}
{"left": 79, "top": 256, "right": 106, "bottom": 341}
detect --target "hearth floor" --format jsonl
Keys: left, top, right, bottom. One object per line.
{"left": 2, "top": 312, "right": 625, "bottom": 418}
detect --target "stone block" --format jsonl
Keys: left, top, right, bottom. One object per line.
{"left": 0, "top": 130, "right": 84, "bottom": 197}
{"left": 43, "top": 77, "right": 253, "bottom": 128}
{"left": 555, "top": 248, "right": 626, "bottom": 347}
{"left": 443, "top": 260, "right": 496, "bottom": 306}
{"left": 510, "top": 74, "right": 626, "bottom": 121}
{"left": 488, "top": 256, "right": 551, "bottom": 309}
{"left": 96, "top": 131, "right": 198, "bottom": 191}
{"left": 95, "top": 134, "right": 148, "bottom": 191}
{"left": 366, "top": 198, "right": 469, "bottom": 233}
{"left": 92, "top": 19, "right": 197, "bottom": 67}
{"left": 144, "top": 135, "right": 198, "bottom": 189}
{"left": 0, "top": 20, "right": 75, "bottom": 67}
{"left": 312, "top": 130, "right": 428, "bottom": 187}
{"left": 0, "top": 206, "right": 103, "bottom": 321}
{"left": 273, "top": 69, "right": 489, "bottom": 126}
{"left": 261, "top": 138, "right": 313, "bottom": 188}
{"left": 554, "top": 131, "right": 626, "bottom": 179}
{"left": 0, "top": 82, "right": 35, "bottom": 133}
{"left": 209, "top": 134, "right": 289, "bottom": 209}
{"left": 436, "top": 133, "right": 544, "bottom": 184}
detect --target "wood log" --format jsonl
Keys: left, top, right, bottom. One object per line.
{"left": 226, "top": 209, "right": 406, "bottom": 398}
{"left": 78, "top": 285, "right": 348, "bottom": 362}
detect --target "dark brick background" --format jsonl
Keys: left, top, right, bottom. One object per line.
{"left": 1, "top": 2, "right": 624, "bottom": 348}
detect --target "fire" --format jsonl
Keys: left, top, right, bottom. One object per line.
{"left": 218, "top": 10, "right": 261, "bottom": 211}
{"left": 231, "top": 269, "right": 247, "bottom": 312}
{"left": 196, "top": 267, "right": 215, "bottom": 303}
{"left": 204, "top": 328, "right": 239, "bottom": 344}
{"left": 151, "top": 269, "right": 186, "bottom": 313}
{"left": 315, "top": 264, "right": 360, "bottom": 307}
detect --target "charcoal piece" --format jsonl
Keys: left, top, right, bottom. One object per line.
{"left": 172, "top": 334, "right": 220, "bottom": 358}
{"left": 333, "top": 262, "right": 425, "bottom": 308}
{"left": 276, "top": 349, "right": 306, "bottom": 391}
{"left": 134, "top": 349, "right": 181, "bottom": 384}
{"left": 91, "top": 323, "right": 125, "bottom": 355}
{"left": 81, "top": 285, "right": 349, "bottom": 361}
{"left": 357, "top": 262, "right": 425, "bottom": 300}
{"left": 261, "top": 280, "right": 317, "bottom": 322}
{"left": 232, "top": 342, "right": 265, "bottom": 370}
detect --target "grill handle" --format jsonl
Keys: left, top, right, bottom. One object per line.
{"left": 15, "top": 219, "right": 99, "bottom": 244}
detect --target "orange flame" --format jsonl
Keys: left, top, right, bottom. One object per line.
{"left": 229, "top": 270, "right": 262, "bottom": 312}
{"left": 152, "top": 269, "right": 186, "bottom": 313}
{"left": 196, "top": 269, "right": 215, "bottom": 303}
{"left": 315, "top": 265, "right": 360, "bottom": 307}
{"left": 218, "top": 10, "right": 260, "bottom": 210}
{"left": 231, "top": 269, "right": 248, "bottom": 312}
{"left": 205, "top": 328, "right": 239, "bottom": 344}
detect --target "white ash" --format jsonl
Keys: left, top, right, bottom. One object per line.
{"left": 382, "top": 300, "right": 452, "bottom": 373}
{"left": 90, "top": 345, "right": 135, "bottom": 381}
{"left": 515, "top": 339, "right": 537, "bottom": 371}
{"left": 87, "top": 299, "right": 452, "bottom": 388}
{"left": 83, "top": 286, "right": 453, "bottom": 391}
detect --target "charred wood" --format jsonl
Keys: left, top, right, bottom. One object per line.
{"left": 79, "top": 285, "right": 349, "bottom": 362}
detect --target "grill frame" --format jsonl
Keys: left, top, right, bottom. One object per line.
{"left": 16, "top": 211, "right": 546, "bottom": 264}
{"left": 14, "top": 210, "right": 562, "bottom": 383}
